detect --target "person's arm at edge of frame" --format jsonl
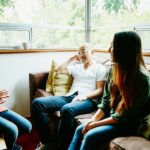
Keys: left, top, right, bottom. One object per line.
{"left": 0, "top": 89, "right": 9, "bottom": 104}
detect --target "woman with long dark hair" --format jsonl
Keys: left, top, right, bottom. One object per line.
{"left": 68, "top": 31, "right": 150, "bottom": 150}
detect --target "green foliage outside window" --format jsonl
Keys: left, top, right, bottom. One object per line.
{"left": 0, "top": 0, "right": 14, "bottom": 16}
{"left": 0, "top": 0, "right": 150, "bottom": 50}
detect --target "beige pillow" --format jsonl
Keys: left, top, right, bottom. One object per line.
{"left": 45, "top": 60, "right": 73, "bottom": 96}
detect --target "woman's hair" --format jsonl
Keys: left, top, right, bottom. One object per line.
{"left": 110, "top": 31, "right": 145, "bottom": 112}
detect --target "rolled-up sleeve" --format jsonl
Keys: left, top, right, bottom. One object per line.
{"left": 111, "top": 112, "right": 123, "bottom": 122}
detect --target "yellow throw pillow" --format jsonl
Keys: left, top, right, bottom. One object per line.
{"left": 52, "top": 71, "right": 73, "bottom": 96}
{"left": 45, "top": 60, "right": 57, "bottom": 92}
{"left": 46, "top": 60, "right": 73, "bottom": 95}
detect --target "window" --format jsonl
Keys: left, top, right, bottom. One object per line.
{"left": 0, "top": 0, "right": 85, "bottom": 49}
{"left": 0, "top": 0, "right": 150, "bottom": 51}
{"left": 91, "top": 0, "right": 150, "bottom": 51}
{"left": 134, "top": 26, "right": 150, "bottom": 51}
{"left": 0, "top": 23, "right": 32, "bottom": 49}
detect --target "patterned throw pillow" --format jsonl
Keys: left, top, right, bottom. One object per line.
{"left": 52, "top": 72, "right": 73, "bottom": 96}
{"left": 137, "top": 114, "right": 150, "bottom": 140}
{"left": 45, "top": 60, "right": 73, "bottom": 96}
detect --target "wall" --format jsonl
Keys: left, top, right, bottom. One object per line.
{"left": 0, "top": 51, "right": 75, "bottom": 117}
{"left": 0, "top": 51, "right": 149, "bottom": 117}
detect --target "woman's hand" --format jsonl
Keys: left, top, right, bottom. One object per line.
{"left": 0, "top": 89, "right": 9, "bottom": 104}
{"left": 82, "top": 120, "right": 98, "bottom": 136}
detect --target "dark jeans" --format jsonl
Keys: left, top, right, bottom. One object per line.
{"left": 68, "top": 122, "right": 138, "bottom": 150}
{"left": 31, "top": 92, "right": 97, "bottom": 149}
{"left": 0, "top": 110, "right": 32, "bottom": 150}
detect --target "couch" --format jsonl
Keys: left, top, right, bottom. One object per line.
{"left": 29, "top": 70, "right": 150, "bottom": 150}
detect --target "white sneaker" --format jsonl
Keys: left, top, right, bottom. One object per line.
{"left": 35, "top": 143, "right": 50, "bottom": 150}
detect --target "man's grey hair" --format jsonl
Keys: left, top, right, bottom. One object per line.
{"left": 79, "top": 43, "right": 93, "bottom": 52}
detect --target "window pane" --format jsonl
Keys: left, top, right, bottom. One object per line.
{"left": 0, "top": 0, "right": 85, "bottom": 26}
{"left": 0, "top": 0, "right": 85, "bottom": 49}
{"left": 0, "top": 30, "right": 29, "bottom": 49}
{"left": 136, "top": 29, "right": 150, "bottom": 52}
{"left": 91, "top": 27, "right": 120, "bottom": 49}
{"left": 91, "top": 0, "right": 150, "bottom": 50}
{"left": 32, "top": 27, "right": 85, "bottom": 49}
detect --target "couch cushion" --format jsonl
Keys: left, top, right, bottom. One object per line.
{"left": 110, "top": 136, "right": 150, "bottom": 150}
{"left": 137, "top": 114, "right": 150, "bottom": 140}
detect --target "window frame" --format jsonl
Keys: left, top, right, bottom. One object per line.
{"left": 0, "top": 23, "right": 32, "bottom": 49}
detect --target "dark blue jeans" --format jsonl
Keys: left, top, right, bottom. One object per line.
{"left": 68, "top": 122, "right": 138, "bottom": 150}
{"left": 31, "top": 92, "right": 97, "bottom": 149}
{"left": 0, "top": 110, "right": 32, "bottom": 150}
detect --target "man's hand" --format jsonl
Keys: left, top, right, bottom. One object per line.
{"left": 0, "top": 89, "right": 9, "bottom": 104}
{"left": 68, "top": 55, "right": 81, "bottom": 63}
{"left": 55, "top": 55, "right": 81, "bottom": 74}
{"left": 72, "top": 95, "right": 87, "bottom": 102}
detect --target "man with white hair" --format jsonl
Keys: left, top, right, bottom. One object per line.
{"left": 32, "top": 43, "right": 107, "bottom": 150}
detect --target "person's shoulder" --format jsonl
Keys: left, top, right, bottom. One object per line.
{"left": 138, "top": 67, "right": 150, "bottom": 87}
{"left": 93, "top": 62, "right": 108, "bottom": 77}
{"left": 140, "top": 67, "right": 150, "bottom": 78}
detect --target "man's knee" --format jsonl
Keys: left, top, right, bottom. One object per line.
{"left": 32, "top": 98, "right": 45, "bottom": 111}
{"left": 32, "top": 99, "right": 40, "bottom": 108}
{"left": 60, "top": 105, "right": 75, "bottom": 118}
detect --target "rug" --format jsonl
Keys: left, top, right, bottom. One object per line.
{"left": 16, "top": 127, "right": 40, "bottom": 150}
